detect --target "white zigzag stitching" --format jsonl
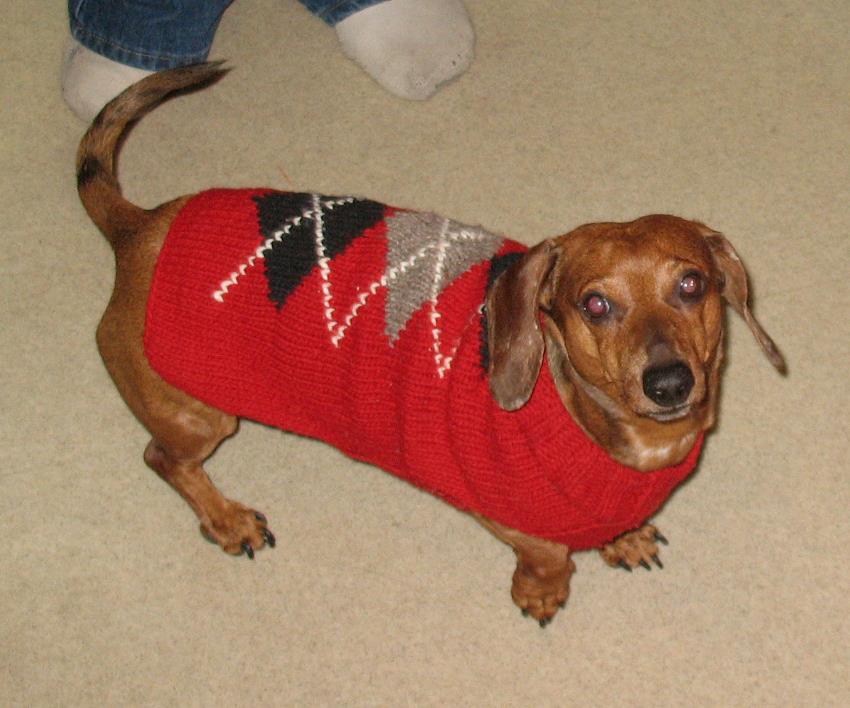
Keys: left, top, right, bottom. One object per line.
{"left": 331, "top": 221, "right": 491, "bottom": 377}
{"left": 430, "top": 220, "right": 452, "bottom": 377}
{"left": 211, "top": 195, "right": 354, "bottom": 302}
{"left": 431, "top": 226, "right": 489, "bottom": 377}
{"left": 312, "top": 193, "right": 337, "bottom": 335}
{"left": 329, "top": 241, "right": 434, "bottom": 347}
{"left": 213, "top": 201, "right": 490, "bottom": 375}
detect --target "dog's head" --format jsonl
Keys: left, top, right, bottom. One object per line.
{"left": 486, "top": 215, "right": 785, "bottom": 469}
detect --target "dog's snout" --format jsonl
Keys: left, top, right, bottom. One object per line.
{"left": 642, "top": 361, "right": 694, "bottom": 407}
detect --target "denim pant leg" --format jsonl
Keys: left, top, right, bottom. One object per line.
{"left": 68, "top": 0, "right": 390, "bottom": 70}
{"left": 69, "top": 0, "right": 234, "bottom": 70}
{"left": 297, "top": 0, "right": 389, "bottom": 26}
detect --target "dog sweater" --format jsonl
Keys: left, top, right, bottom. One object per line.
{"left": 144, "top": 189, "right": 703, "bottom": 550}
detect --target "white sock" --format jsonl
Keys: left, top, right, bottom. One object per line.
{"left": 61, "top": 38, "right": 153, "bottom": 122}
{"left": 335, "top": 0, "right": 474, "bottom": 100}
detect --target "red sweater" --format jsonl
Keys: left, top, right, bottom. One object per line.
{"left": 144, "top": 189, "right": 702, "bottom": 550}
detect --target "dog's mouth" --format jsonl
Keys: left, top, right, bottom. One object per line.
{"left": 643, "top": 404, "right": 692, "bottom": 422}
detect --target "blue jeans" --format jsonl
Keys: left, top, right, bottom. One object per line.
{"left": 68, "top": 0, "right": 387, "bottom": 71}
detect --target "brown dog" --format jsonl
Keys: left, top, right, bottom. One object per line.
{"left": 77, "top": 64, "right": 784, "bottom": 626}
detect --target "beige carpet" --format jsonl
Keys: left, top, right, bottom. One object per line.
{"left": 3, "top": 1, "right": 848, "bottom": 705}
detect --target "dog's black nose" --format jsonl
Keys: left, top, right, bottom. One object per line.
{"left": 642, "top": 361, "right": 694, "bottom": 407}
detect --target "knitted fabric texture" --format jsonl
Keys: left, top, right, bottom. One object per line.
{"left": 144, "top": 188, "right": 703, "bottom": 550}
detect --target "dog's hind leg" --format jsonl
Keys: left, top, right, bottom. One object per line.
{"left": 95, "top": 258, "right": 274, "bottom": 558}
{"left": 118, "top": 372, "right": 273, "bottom": 558}
{"left": 140, "top": 409, "right": 275, "bottom": 559}
{"left": 114, "top": 368, "right": 273, "bottom": 558}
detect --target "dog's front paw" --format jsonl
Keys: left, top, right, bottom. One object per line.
{"left": 511, "top": 556, "right": 576, "bottom": 627}
{"left": 600, "top": 524, "right": 667, "bottom": 572}
{"left": 199, "top": 502, "right": 276, "bottom": 559}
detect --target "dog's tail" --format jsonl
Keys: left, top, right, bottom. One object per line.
{"left": 76, "top": 61, "right": 228, "bottom": 249}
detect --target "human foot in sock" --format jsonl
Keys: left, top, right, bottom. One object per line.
{"left": 61, "top": 39, "right": 153, "bottom": 122}
{"left": 335, "top": 0, "right": 474, "bottom": 100}
{"left": 61, "top": 0, "right": 474, "bottom": 121}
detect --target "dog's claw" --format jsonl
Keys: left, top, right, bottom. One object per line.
{"left": 521, "top": 608, "right": 554, "bottom": 627}
{"left": 262, "top": 529, "right": 276, "bottom": 548}
{"left": 242, "top": 542, "right": 255, "bottom": 559}
{"left": 254, "top": 511, "right": 267, "bottom": 523}
{"left": 604, "top": 525, "right": 666, "bottom": 572}
{"left": 654, "top": 531, "right": 669, "bottom": 545}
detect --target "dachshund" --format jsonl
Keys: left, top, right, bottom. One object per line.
{"left": 76, "top": 63, "right": 785, "bottom": 626}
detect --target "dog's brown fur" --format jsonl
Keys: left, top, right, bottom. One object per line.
{"left": 77, "top": 64, "right": 784, "bottom": 625}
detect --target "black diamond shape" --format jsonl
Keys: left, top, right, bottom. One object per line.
{"left": 253, "top": 191, "right": 385, "bottom": 308}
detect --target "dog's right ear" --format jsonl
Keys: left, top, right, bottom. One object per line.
{"left": 486, "top": 240, "right": 557, "bottom": 411}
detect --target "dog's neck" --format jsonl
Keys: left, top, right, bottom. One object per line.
{"left": 543, "top": 329, "right": 710, "bottom": 472}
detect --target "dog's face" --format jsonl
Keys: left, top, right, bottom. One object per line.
{"left": 545, "top": 216, "right": 724, "bottom": 423}
{"left": 487, "top": 215, "right": 784, "bottom": 468}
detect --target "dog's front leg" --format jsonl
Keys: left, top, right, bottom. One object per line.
{"left": 474, "top": 515, "right": 575, "bottom": 626}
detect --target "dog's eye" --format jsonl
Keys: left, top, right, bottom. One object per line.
{"left": 679, "top": 271, "right": 705, "bottom": 301}
{"left": 582, "top": 293, "right": 611, "bottom": 321}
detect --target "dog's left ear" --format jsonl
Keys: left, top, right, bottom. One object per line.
{"left": 486, "top": 240, "right": 558, "bottom": 410}
{"left": 702, "top": 229, "right": 786, "bottom": 374}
